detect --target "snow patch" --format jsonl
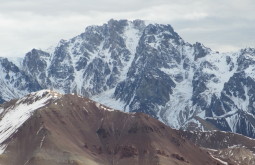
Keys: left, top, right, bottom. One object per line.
{"left": 210, "top": 154, "right": 228, "bottom": 165}
{"left": 0, "top": 90, "right": 61, "bottom": 154}
{"left": 95, "top": 101, "right": 114, "bottom": 112}
{"left": 92, "top": 88, "right": 126, "bottom": 111}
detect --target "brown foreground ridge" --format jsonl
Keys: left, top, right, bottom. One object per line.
{"left": 0, "top": 91, "right": 223, "bottom": 165}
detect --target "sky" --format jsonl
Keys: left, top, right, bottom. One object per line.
{"left": 0, "top": 0, "right": 255, "bottom": 57}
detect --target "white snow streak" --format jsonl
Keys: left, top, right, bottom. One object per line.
{"left": 0, "top": 90, "right": 61, "bottom": 154}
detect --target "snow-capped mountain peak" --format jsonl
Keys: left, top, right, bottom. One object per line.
{"left": 1, "top": 19, "right": 255, "bottom": 138}
{"left": 0, "top": 90, "right": 61, "bottom": 153}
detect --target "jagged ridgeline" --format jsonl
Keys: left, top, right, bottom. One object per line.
{"left": 1, "top": 19, "right": 255, "bottom": 138}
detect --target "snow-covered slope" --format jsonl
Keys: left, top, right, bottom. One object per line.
{"left": 0, "top": 90, "right": 61, "bottom": 153}
{"left": 0, "top": 57, "right": 41, "bottom": 103}
{"left": 1, "top": 19, "right": 255, "bottom": 138}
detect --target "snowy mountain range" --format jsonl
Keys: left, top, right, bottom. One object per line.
{"left": 1, "top": 19, "right": 255, "bottom": 138}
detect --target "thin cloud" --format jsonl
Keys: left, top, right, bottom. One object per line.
{"left": 0, "top": 0, "right": 254, "bottom": 57}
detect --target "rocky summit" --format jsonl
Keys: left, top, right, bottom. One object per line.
{"left": 1, "top": 19, "right": 255, "bottom": 138}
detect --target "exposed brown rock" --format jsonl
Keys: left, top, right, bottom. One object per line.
{"left": 171, "top": 153, "right": 187, "bottom": 162}
{"left": 180, "top": 130, "right": 255, "bottom": 165}
{"left": 0, "top": 92, "right": 224, "bottom": 165}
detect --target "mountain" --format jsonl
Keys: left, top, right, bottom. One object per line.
{"left": 0, "top": 57, "right": 41, "bottom": 103}
{"left": 180, "top": 130, "right": 255, "bottom": 165}
{"left": 0, "top": 90, "right": 223, "bottom": 165}
{"left": 1, "top": 19, "right": 255, "bottom": 138}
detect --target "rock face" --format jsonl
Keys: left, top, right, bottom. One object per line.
{"left": 0, "top": 57, "right": 41, "bottom": 102}
{"left": 180, "top": 130, "right": 255, "bottom": 165}
{"left": 0, "top": 90, "right": 222, "bottom": 165}
{"left": 1, "top": 19, "right": 255, "bottom": 138}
